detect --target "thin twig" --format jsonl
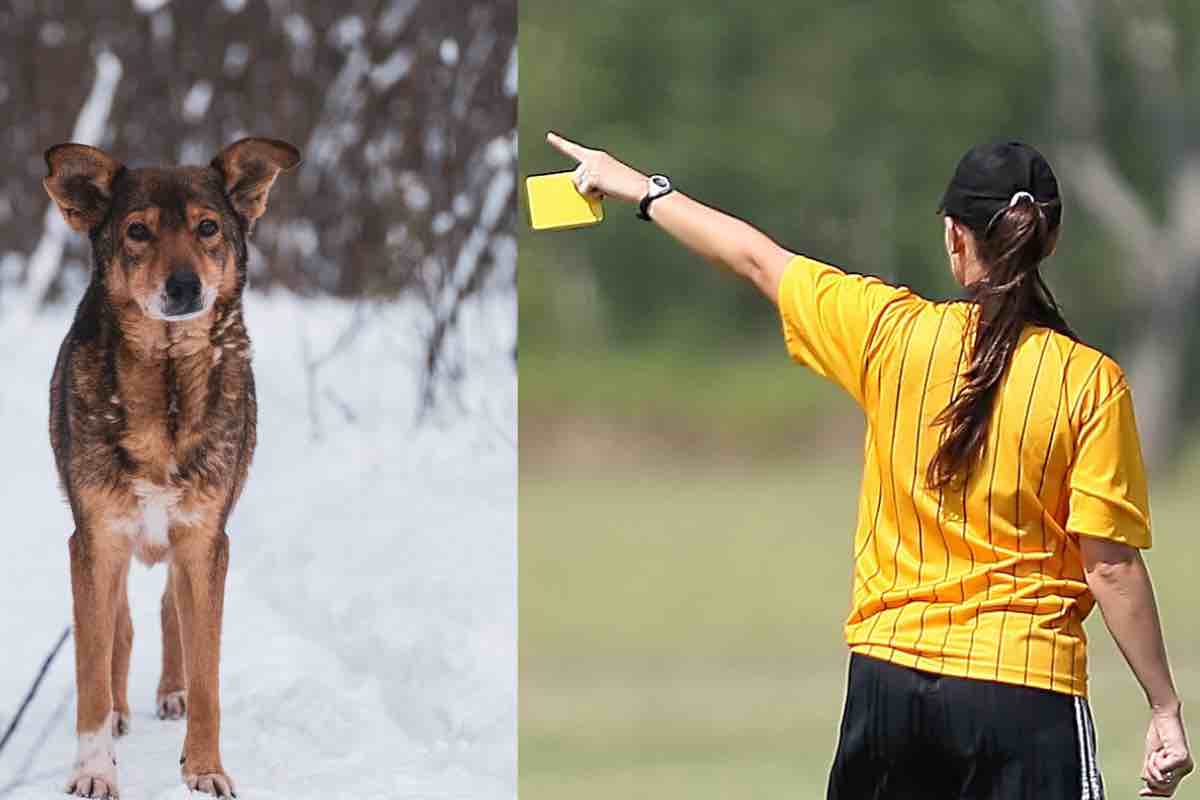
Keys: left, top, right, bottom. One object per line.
{"left": 0, "top": 684, "right": 74, "bottom": 796}
{"left": 0, "top": 626, "right": 71, "bottom": 759}
{"left": 301, "top": 301, "right": 370, "bottom": 441}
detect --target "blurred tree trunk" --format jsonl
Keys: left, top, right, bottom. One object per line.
{"left": 0, "top": 0, "right": 515, "bottom": 302}
{"left": 0, "top": 0, "right": 515, "bottom": 419}
{"left": 1046, "top": 0, "right": 1200, "bottom": 466}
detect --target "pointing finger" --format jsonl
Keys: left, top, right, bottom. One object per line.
{"left": 546, "top": 131, "right": 588, "bottom": 161}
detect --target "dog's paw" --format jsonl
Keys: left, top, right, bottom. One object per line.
{"left": 68, "top": 715, "right": 119, "bottom": 797}
{"left": 111, "top": 711, "right": 130, "bottom": 738}
{"left": 156, "top": 689, "right": 187, "bottom": 720}
{"left": 65, "top": 772, "right": 119, "bottom": 796}
{"left": 184, "top": 771, "right": 236, "bottom": 798}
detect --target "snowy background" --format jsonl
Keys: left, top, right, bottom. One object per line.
{"left": 0, "top": 2, "right": 517, "bottom": 798}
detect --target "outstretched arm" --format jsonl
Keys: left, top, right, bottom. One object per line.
{"left": 546, "top": 132, "right": 794, "bottom": 301}
{"left": 1081, "top": 537, "right": 1192, "bottom": 797}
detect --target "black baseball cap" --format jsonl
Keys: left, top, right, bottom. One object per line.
{"left": 938, "top": 141, "right": 1062, "bottom": 233}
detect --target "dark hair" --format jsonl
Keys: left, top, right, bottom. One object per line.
{"left": 926, "top": 196, "right": 1076, "bottom": 490}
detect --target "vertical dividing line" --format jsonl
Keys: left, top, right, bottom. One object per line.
{"left": 936, "top": 326, "right": 969, "bottom": 672}
{"left": 995, "top": 332, "right": 1049, "bottom": 680}
{"left": 1025, "top": 339, "right": 1070, "bottom": 686}
{"left": 851, "top": 364, "right": 889, "bottom": 626}
{"left": 1043, "top": 341, "right": 1077, "bottom": 691}
{"left": 1065, "top": 352, "right": 1107, "bottom": 690}
{"left": 965, "top": 377, "right": 1003, "bottom": 675}
{"left": 864, "top": 318, "right": 919, "bottom": 649}
{"left": 888, "top": 307, "right": 947, "bottom": 662}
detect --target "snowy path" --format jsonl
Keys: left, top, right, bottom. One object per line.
{"left": 0, "top": 293, "right": 516, "bottom": 799}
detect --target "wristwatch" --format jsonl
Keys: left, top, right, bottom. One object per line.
{"left": 637, "top": 174, "right": 673, "bottom": 221}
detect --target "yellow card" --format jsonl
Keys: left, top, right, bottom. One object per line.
{"left": 526, "top": 171, "right": 604, "bottom": 231}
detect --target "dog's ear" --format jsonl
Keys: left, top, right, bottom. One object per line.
{"left": 211, "top": 138, "right": 301, "bottom": 230}
{"left": 43, "top": 144, "right": 124, "bottom": 233}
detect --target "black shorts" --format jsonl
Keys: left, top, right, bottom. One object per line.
{"left": 828, "top": 654, "right": 1104, "bottom": 800}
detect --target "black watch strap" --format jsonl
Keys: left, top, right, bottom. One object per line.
{"left": 637, "top": 175, "right": 673, "bottom": 221}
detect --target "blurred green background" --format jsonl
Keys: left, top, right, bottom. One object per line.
{"left": 519, "top": 1, "right": 1200, "bottom": 797}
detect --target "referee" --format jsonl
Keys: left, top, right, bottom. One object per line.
{"left": 546, "top": 132, "right": 1193, "bottom": 799}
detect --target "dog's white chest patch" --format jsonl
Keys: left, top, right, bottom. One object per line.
{"left": 138, "top": 487, "right": 171, "bottom": 545}
{"left": 131, "top": 479, "right": 179, "bottom": 548}
{"left": 110, "top": 480, "right": 201, "bottom": 560}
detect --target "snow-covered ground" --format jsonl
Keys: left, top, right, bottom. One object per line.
{"left": 0, "top": 289, "right": 516, "bottom": 799}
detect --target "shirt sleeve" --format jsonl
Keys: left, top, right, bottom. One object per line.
{"left": 776, "top": 254, "right": 913, "bottom": 405}
{"left": 1066, "top": 385, "right": 1152, "bottom": 548}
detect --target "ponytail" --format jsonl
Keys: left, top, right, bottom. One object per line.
{"left": 926, "top": 194, "right": 1075, "bottom": 490}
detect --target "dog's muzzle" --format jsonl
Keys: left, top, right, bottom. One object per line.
{"left": 145, "top": 268, "right": 214, "bottom": 322}
{"left": 164, "top": 269, "right": 202, "bottom": 316}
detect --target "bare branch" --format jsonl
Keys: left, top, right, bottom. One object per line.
{"left": 14, "top": 50, "right": 122, "bottom": 324}
{"left": 1045, "top": 0, "right": 1164, "bottom": 285}
{"left": 301, "top": 302, "right": 370, "bottom": 440}
{"left": 1046, "top": 0, "right": 1100, "bottom": 137}
{"left": 1115, "top": 2, "right": 1182, "bottom": 109}
{"left": 1167, "top": 156, "right": 1200, "bottom": 277}
{"left": 1063, "top": 143, "right": 1165, "bottom": 284}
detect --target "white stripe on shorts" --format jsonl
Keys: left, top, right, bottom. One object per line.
{"left": 1074, "top": 697, "right": 1090, "bottom": 799}
{"left": 1082, "top": 699, "right": 1104, "bottom": 798}
{"left": 1074, "top": 696, "right": 1104, "bottom": 799}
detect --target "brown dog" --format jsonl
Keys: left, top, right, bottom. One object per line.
{"left": 45, "top": 138, "right": 299, "bottom": 798}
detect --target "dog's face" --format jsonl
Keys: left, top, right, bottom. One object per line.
{"left": 104, "top": 167, "right": 237, "bottom": 321}
{"left": 42, "top": 139, "right": 299, "bottom": 321}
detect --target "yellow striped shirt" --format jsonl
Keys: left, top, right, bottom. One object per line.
{"left": 777, "top": 255, "right": 1151, "bottom": 697}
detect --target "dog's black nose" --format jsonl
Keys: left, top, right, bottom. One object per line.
{"left": 163, "top": 269, "right": 202, "bottom": 316}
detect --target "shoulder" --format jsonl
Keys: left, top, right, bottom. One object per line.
{"left": 1055, "top": 337, "right": 1128, "bottom": 421}
{"left": 779, "top": 253, "right": 930, "bottom": 316}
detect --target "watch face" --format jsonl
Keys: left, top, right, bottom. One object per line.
{"left": 651, "top": 175, "right": 670, "bottom": 189}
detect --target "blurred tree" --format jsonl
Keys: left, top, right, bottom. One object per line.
{"left": 0, "top": 0, "right": 515, "bottom": 411}
{"left": 519, "top": 0, "right": 1200, "bottom": 462}
{"left": 1047, "top": 0, "right": 1200, "bottom": 462}
{"left": 0, "top": 0, "right": 514, "bottom": 295}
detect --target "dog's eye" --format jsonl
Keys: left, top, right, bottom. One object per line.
{"left": 126, "top": 222, "right": 152, "bottom": 242}
{"left": 197, "top": 219, "right": 219, "bottom": 238}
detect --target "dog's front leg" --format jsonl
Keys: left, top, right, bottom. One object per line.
{"left": 157, "top": 563, "right": 188, "bottom": 719}
{"left": 111, "top": 564, "right": 133, "bottom": 737}
{"left": 172, "top": 529, "right": 235, "bottom": 797}
{"left": 66, "top": 529, "right": 131, "bottom": 799}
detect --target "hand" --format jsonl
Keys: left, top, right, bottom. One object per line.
{"left": 1140, "top": 707, "right": 1193, "bottom": 797}
{"left": 546, "top": 131, "right": 648, "bottom": 205}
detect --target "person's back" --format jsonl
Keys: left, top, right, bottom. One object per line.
{"left": 827, "top": 282, "right": 1147, "bottom": 696}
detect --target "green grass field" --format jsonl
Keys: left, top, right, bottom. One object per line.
{"left": 521, "top": 451, "right": 1200, "bottom": 798}
{"left": 519, "top": 347, "right": 851, "bottom": 459}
